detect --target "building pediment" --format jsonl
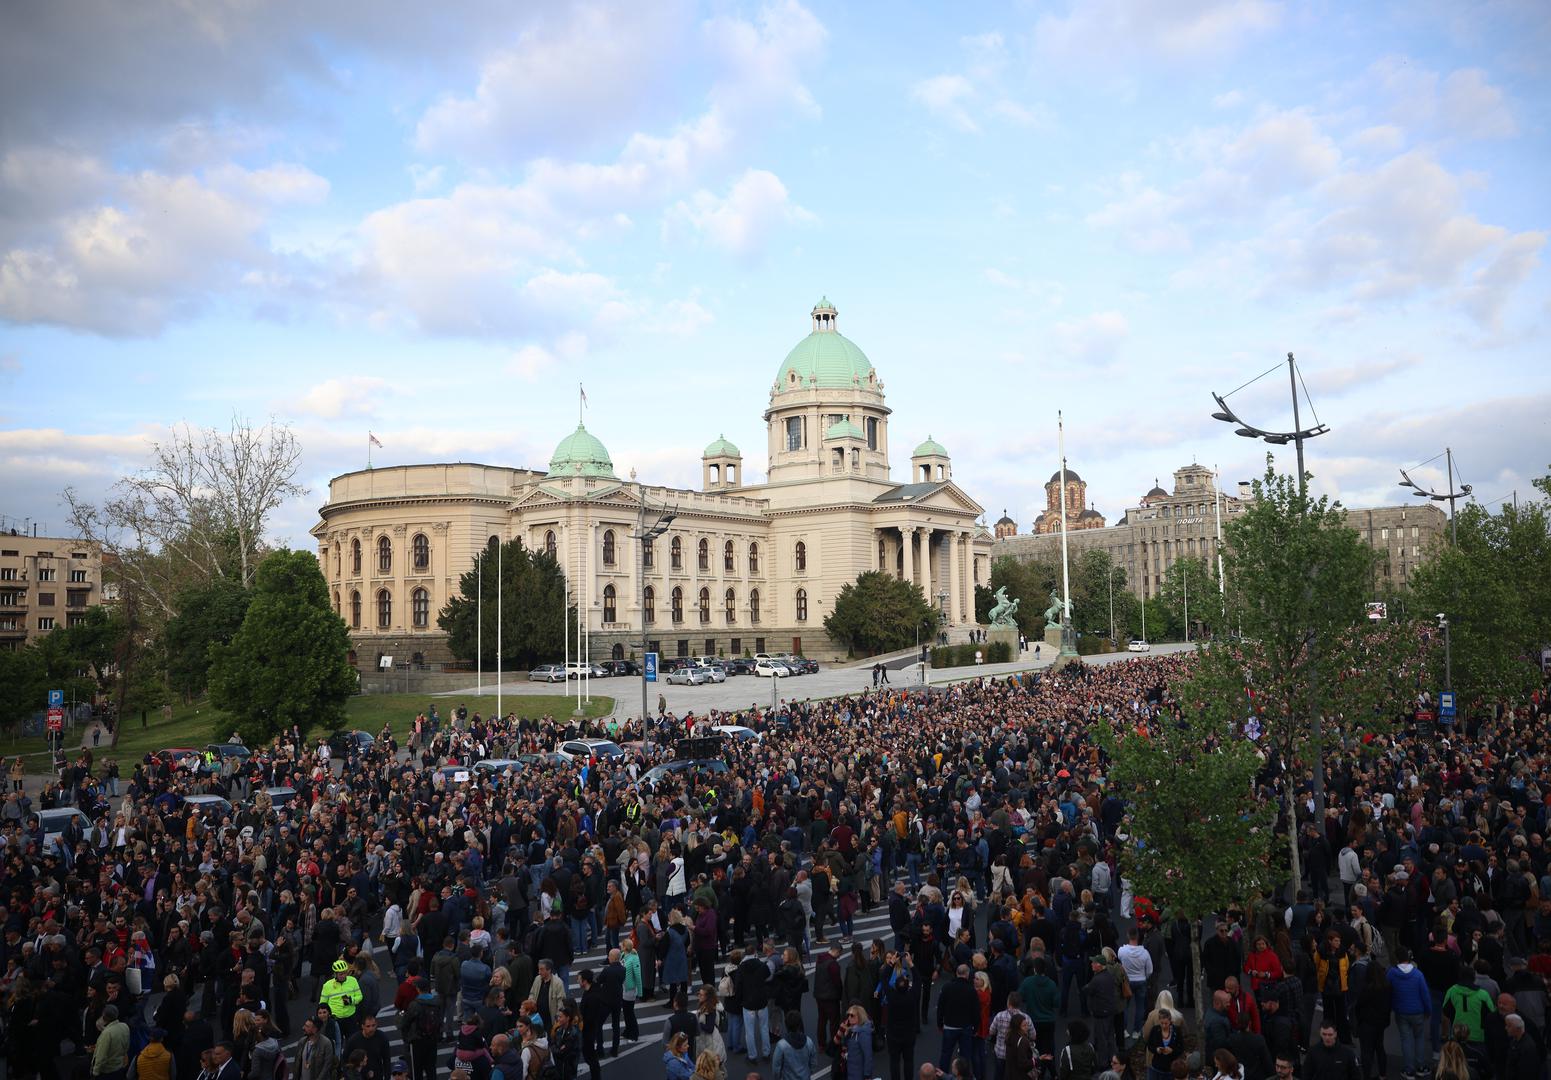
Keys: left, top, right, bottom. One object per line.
{"left": 872, "top": 481, "right": 984, "bottom": 517}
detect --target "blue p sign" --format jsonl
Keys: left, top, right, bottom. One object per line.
{"left": 48, "top": 689, "right": 63, "bottom": 707}
{"left": 644, "top": 652, "right": 658, "bottom": 682}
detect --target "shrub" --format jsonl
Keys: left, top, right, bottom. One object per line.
{"left": 986, "top": 640, "right": 1012, "bottom": 663}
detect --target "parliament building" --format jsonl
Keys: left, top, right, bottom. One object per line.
{"left": 312, "top": 299, "right": 995, "bottom": 670}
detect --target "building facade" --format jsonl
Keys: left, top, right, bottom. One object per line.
{"left": 993, "top": 464, "right": 1447, "bottom": 601}
{"left": 313, "top": 299, "right": 995, "bottom": 669}
{"left": 0, "top": 531, "right": 104, "bottom": 649}
{"left": 1031, "top": 468, "right": 1105, "bottom": 534}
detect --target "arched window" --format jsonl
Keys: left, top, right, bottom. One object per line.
{"left": 544, "top": 530, "right": 557, "bottom": 559}
{"left": 377, "top": 535, "right": 392, "bottom": 574}
{"left": 376, "top": 588, "right": 391, "bottom": 629}
{"left": 602, "top": 529, "right": 616, "bottom": 567}
{"left": 350, "top": 590, "right": 361, "bottom": 629}
{"left": 611, "top": 643, "right": 623, "bottom": 660}
{"left": 724, "top": 540, "right": 735, "bottom": 573}
{"left": 644, "top": 586, "right": 655, "bottom": 624}
{"left": 671, "top": 586, "right": 684, "bottom": 623}
{"left": 698, "top": 587, "right": 710, "bottom": 624}
{"left": 603, "top": 584, "right": 617, "bottom": 622}
{"left": 795, "top": 588, "right": 808, "bottom": 622}
{"left": 749, "top": 589, "right": 761, "bottom": 624}
{"left": 725, "top": 588, "right": 736, "bottom": 624}
{"left": 879, "top": 537, "right": 887, "bottom": 568}
{"left": 697, "top": 538, "right": 709, "bottom": 571}
{"left": 643, "top": 540, "right": 654, "bottom": 569}
{"left": 795, "top": 541, "right": 807, "bottom": 572}
{"left": 748, "top": 542, "right": 759, "bottom": 573}
{"left": 670, "top": 537, "right": 683, "bottom": 570}
{"left": 333, "top": 589, "right": 340, "bottom": 615}
{"left": 334, "top": 544, "right": 341, "bottom": 576}
{"left": 412, "top": 533, "right": 429, "bottom": 572}
{"left": 351, "top": 539, "right": 362, "bottom": 575}
{"left": 411, "top": 587, "right": 429, "bottom": 628}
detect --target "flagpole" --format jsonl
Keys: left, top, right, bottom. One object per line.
{"left": 497, "top": 532, "right": 503, "bottom": 723}
{"left": 367, "top": 433, "right": 373, "bottom": 470}
{"left": 1057, "top": 411, "right": 1074, "bottom": 654}
{"left": 476, "top": 533, "right": 483, "bottom": 698}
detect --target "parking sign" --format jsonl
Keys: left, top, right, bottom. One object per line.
{"left": 644, "top": 652, "right": 658, "bottom": 682}
{"left": 48, "top": 689, "right": 63, "bottom": 707}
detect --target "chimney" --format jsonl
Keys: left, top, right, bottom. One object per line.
{"left": 1237, "top": 481, "right": 1252, "bottom": 500}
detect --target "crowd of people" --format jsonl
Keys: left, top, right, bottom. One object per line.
{"left": 2, "top": 651, "right": 1549, "bottom": 1080}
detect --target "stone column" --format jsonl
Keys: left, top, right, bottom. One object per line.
{"left": 919, "top": 527, "right": 932, "bottom": 607}
{"left": 947, "top": 530, "right": 961, "bottom": 625}
{"left": 902, "top": 524, "right": 914, "bottom": 585}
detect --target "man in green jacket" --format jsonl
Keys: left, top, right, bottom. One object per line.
{"left": 91, "top": 1005, "right": 132, "bottom": 1080}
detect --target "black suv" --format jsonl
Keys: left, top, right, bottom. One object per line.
{"left": 600, "top": 659, "right": 641, "bottom": 677}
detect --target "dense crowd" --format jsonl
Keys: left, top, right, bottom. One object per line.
{"left": 2, "top": 653, "right": 1550, "bottom": 1080}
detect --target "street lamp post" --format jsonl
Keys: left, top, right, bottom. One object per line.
{"left": 634, "top": 476, "right": 675, "bottom": 755}
{"left": 1211, "top": 350, "right": 1333, "bottom": 823}
{"left": 1399, "top": 447, "right": 1472, "bottom": 547}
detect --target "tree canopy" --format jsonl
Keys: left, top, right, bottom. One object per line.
{"left": 208, "top": 549, "right": 355, "bottom": 744}
{"left": 438, "top": 538, "right": 569, "bottom": 669}
{"left": 823, "top": 570, "right": 937, "bottom": 655}
{"left": 163, "top": 578, "right": 251, "bottom": 699}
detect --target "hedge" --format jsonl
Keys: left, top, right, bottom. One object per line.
{"left": 930, "top": 639, "right": 1014, "bottom": 668}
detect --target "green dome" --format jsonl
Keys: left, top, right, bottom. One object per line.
{"left": 825, "top": 418, "right": 866, "bottom": 441}
{"left": 776, "top": 299, "right": 875, "bottom": 390}
{"left": 913, "top": 435, "right": 948, "bottom": 457}
{"left": 546, "top": 423, "right": 614, "bottom": 478}
{"left": 703, "top": 434, "right": 740, "bottom": 458}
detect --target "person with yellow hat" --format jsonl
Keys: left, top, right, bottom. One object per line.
{"left": 320, "top": 958, "right": 362, "bottom": 1037}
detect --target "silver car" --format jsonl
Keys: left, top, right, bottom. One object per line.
{"left": 667, "top": 666, "right": 708, "bottom": 685}
{"left": 699, "top": 663, "right": 727, "bottom": 683}
{"left": 528, "top": 664, "right": 566, "bottom": 682}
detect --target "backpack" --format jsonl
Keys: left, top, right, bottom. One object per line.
{"left": 526, "top": 1042, "right": 559, "bottom": 1080}
{"left": 414, "top": 1002, "right": 442, "bottom": 1041}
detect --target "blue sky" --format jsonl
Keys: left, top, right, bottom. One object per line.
{"left": 1, "top": 0, "right": 1547, "bottom": 548}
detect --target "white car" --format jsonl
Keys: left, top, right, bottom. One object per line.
{"left": 557, "top": 739, "right": 626, "bottom": 763}
{"left": 713, "top": 724, "right": 761, "bottom": 742}
{"left": 754, "top": 658, "right": 790, "bottom": 677}
{"left": 566, "top": 661, "right": 606, "bottom": 679}
{"left": 1128, "top": 639, "right": 1151, "bottom": 652}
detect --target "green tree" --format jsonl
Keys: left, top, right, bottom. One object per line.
{"left": 438, "top": 539, "right": 569, "bottom": 669}
{"left": 1158, "top": 557, "right": 1223, "bottom": 641}
{"left": 974, "top": 584, "right": 994, "bottom": 624}
{"left": 823, "top": 570, "right": 936, "bottom": 655}
{"left": 164, "top": 579, "right": 251, "bottom": 699}
{"left": 208, "top": 550, "right": 355, "bottom": 745}
{"left": 1071, "top": 548, "right": 1129, "bottom": 640}
{"left": 0, "top": 646, "right": 45, "bottom": 738}
{"left": 1098, "top": 681, "right": 1278, "bottom": 1022}
{"left": 1410, "top": 489, "right": 1551, "bottom": 708}
{"left": 1191, "top": 459, "right": 1422, "bottom": 889}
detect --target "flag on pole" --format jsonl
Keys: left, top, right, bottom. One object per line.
{"left": 369, "top": 432, "right": 383, "bottom": 448}
{"left": 580, "top": 384, "right": 587, "bottom": 406}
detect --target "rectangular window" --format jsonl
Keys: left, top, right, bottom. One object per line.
{"left": 785, "top": 416, "right": 803, "bottom": 451}
{"left": 755, "top": 637, "right": 766, "bottom": 654}
{"left": 730, "top": 638, "right": 741, "bottom": 655}
{"left": 37, "top": 617, "right": 54, "bottom": 630}
{"left": 67, "top": 590, "right": 89, "bottom": 608}
{"left": 677, "top": 639, "right": 689, "bottom": 658}
{"left": 0, "top": 549, "right": 15, "bottom": 556}
{"left": 37, "top": 592, "right": 55, "bottom": 606}
{"left": 705, "top": 638, "right": 715, "bottom": 656}
{"left": 68, "top": 613, "right": 88, "bottom": 627}
{"left": 1411, "top": 526, "right": 1418, "bottom": 538}
{"left": 647, "top": 639, "right": 661, "bottom": 655}
{"left": 1380, "top": 527, "right": 1388, "bottom": 541}
{"left": 866, "top": 418, "right": 878, "bottom": 451}
{"left": 69, "top": 569, "right": 88, "bottom": 582}
{"left": 37, "top": 568, "right": 55, "bottom": 582}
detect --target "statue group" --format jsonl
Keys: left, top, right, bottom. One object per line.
{"left": 987, "top": 586, "right": 1020, "bottom": 629}
{"left": 1043, "top": 588, "right": 1065, "bottom": 629}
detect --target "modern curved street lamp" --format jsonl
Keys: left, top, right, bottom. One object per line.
{"left": 1211, "top": 352, "right": 1330, "bottom": 497}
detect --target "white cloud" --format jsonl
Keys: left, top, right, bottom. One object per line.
{"left": 913, "top": 75, "right": 980, "bottom": 134}
{"left": 1051, "top": 311, "right": 1130, "bottom": 365}
{"left": 1034, "top": 0, "right": 1282, "bottom": 61}
{"left": 911, "top": 33, "right": 1052, "bottom": 135}
{"left": 1458, "top": 231, "right": 1544, "bottom": 332}
{"left": 414, "top": 2, "right": 690, "bottom": 163}
{"left": 665, "top": 169, "right": 813, "bottom": 259}
{"left": 1371, "top": 57, "right": 1517, "bottom": 141}
{"left": 292, "top": 376, "right": 394, "bottom": 418}
{"left": 507, "top": 332, "right": 587, "bottom": 382}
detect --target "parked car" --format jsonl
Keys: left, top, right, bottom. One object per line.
{"left": 434, "top": 765, "right": 473, "bottom": 786}
{"left": 528, "top": 663, "right": 567, "bottom": 683}
{"left": 1128, "top": 639, "right": 1151, "bottom": 652}
{"left": 789, "top": 657, "right": 819, "bottom": 674}
{"left": 567, "top": 661, "right": 607, "bottom": 679}
{"left": 557, "top": 738, "right": 626, "bottom": 763}
{"left": 326, "top": 730, "right": 375, "bottom": 757}
{"left": 713, "top": 724, "right": 761, "bottom": 742}
{"left": 517, "top": 751, "right": 567, "bottom": 769}
{"left": 725, "top": 658, "right": 754, "bottom": 675}
{"left": 205, "top": 742, "right": 251, "bottom": 763}
{"left": 38, "top": 807, "right": 91, "bottom": 853}
{"left": 641, "top": 757, "right": 731, "bottom": 789}
{"left": 474, "top": 758, "right": 523, "bottom": 777}
{"left": 754, "top": 658, "right": 790, "bottom": 678}
{"left": 700, "top": 664, "right": 727, "bottom": 683}
{"left": 184, "top": 794, "right": 233, "bottom": 819}
{"left": 661, "top": 657, "right": 694, "bottom": 673}
{"left": 600, "top": 659, "right": 641, "bottom": 677}
{"left": 667, "top": 666, "right": 708, "bottom": 685}
{"left": 155, "top": 747, "right": 201, "bottom": 769}
{"left": 249, "top": 786, "right": 299, "bottom": 810}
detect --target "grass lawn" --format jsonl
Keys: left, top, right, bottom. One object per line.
{"left": 7, "top": 692, "right": 613, "bottom": 769}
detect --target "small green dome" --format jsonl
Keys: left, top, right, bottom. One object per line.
{"left": 546, "top": 422, "right": 614, "bottom": 478}
{"left": 825, "top": 418, "right": 866, "bottom": 441}
{"left": 913, "top": 435, "right": 948, "bottom": 457}
{"left": 703, "top": 434, "right": 740, "bottom": 458}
